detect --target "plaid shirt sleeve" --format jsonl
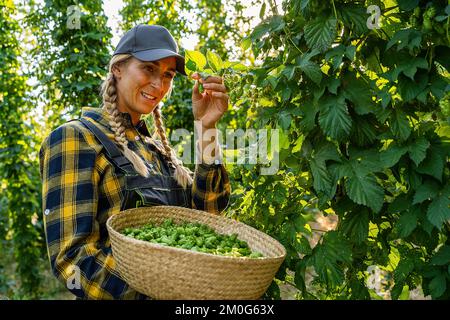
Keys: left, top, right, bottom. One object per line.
{"left": 39, "top": 123, "right": 145, "bottom": 300}
{"left": 191, "top": 163, "right": 231, "bottom": 214}
{"left": 191, "top": 138, "right": 231, "bottom": 214}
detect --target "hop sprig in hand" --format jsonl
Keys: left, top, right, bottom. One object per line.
{"left": 184, "top": 49, "right": 247, "bottom": 128}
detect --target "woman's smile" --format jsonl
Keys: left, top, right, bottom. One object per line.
{"left": 141, "top": 91, "right": 157, "bottom": 102}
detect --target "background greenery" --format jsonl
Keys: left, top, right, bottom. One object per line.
{"left": 0, "top": 0, "right": 448, "bottom": 300}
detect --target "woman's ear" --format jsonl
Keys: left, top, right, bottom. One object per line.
{"left": 111, "top": 63, "right": 122, "bottom": 80}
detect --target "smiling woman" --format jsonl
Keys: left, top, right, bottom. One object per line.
{"left": 101, "top": 53, "right": 188, "bottom": 183}
{"left": 38, "top": 24, "right": 231, "bottom": 299}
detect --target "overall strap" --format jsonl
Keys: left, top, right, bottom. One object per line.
{"left": 79, "top": 118, "right": 136, "bottom": 175}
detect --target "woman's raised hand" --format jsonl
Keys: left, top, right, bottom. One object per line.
{"left": 191, "top": 72, "right": 229, "bottom": 129}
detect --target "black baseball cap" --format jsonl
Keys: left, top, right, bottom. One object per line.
{"left": 113, "top": 24, "right": 186, "bottom": 76}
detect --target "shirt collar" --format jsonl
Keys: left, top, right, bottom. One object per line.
{"left": 81, "top": 107, "right": 151, "bottom": 137}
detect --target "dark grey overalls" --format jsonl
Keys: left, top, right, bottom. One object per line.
{"left": 79, "top": 118, "right": 192, "bottom": 210}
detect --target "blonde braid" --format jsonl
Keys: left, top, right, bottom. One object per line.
{"left": 101, "top": 54, "right": 149, "bottom": 177}
{"left": 153, "top": 104, "right": 193, "bottom": 189}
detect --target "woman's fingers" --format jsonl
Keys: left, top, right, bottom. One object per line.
{"left": 203, "top": 82, "right": 227, "bottom": 92}
{"left": 211, "top": 92, "right": 229, "bottom": 100}
{"left": 200, "top": 75, "right": 223, "bottom": 84}
{"left": 192, "top": 74, "right": 227, "bottom": 97}
{"left": 192, "top": 80, "right": 201, "bottom": 98}
{"left": 203, "top": 76, "right": 223, "bottom": 84}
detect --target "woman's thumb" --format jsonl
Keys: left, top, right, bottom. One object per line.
{"left": 193, "top": 79, "right": 201, "bottom": 97}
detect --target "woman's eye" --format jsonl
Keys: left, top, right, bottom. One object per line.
{"left": 146, "top": 66, "right": 154, "bottom": 72}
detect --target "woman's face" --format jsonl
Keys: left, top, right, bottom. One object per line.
{"left": 113, "top": 56, "right": 176, "bottom": 125}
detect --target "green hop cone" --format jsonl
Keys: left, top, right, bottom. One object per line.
{"left": 121, "top": 219, "right": 263, "bottom": 258}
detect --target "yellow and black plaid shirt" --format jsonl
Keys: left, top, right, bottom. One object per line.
{"left": 39, "top": 107, "right": 231, "bottom": 299}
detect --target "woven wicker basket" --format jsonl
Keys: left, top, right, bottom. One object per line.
{"left": 106, "top": 206, "right": 286, "bottom": 300}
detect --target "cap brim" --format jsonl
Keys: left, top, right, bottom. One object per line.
{"left": 132, "top": 49, "right": 187, "bottom": 76}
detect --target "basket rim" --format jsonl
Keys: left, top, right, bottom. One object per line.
{"left": 106, "top": 206, "right": 287, "bottom": 261}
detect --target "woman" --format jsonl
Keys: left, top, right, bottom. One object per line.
{"left": 39, "top": 24, "right": 231, "bottom": 299}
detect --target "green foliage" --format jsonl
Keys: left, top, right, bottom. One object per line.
{"left": 26, "top": 0, "right": 113, "bottom": 130}
{"left": 184, "top": 49, "right": 247, "bottom": 94}
{"left": 309, "top": 231, "right": 353, "bottom": 288}
{"left": 0, "top": 0, "right": 44, "bottom": 298}
{"left": 228, "top": 0, "right": 450, "bottom": 300}
{"left": 304, "top": 17, "right": 337, "bottom": 53}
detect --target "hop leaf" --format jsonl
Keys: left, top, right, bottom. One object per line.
{"left": 311, "top": 231, "right": 352, "bottom": 288}
{"left": 206, "top": 50, "right": 223, "bottom": 73}
{"left": 318, "top": 95, "right": 352, "bottom": 141}
{"left": 185, "top": 50, "right": 206, "bottom": 72}
{"left": 431, "top": 246, "right": 450, "bottom": 266}
{"left": 426, "top": 185, "right": 450, "bottom": 229}
{"left": 345, "top": 173, "right": 384, "bottom": 213}
{"left": 304, "top": 17, "right": 337, "bottom": 52}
